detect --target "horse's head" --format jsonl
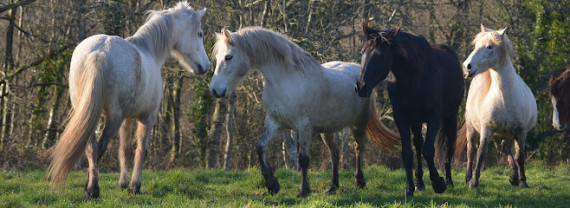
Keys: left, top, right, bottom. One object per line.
{"left": 463, "top": 25, "right": 513, "bottom": 78}
{"left": 209, "top": 28, "right": 251, "bottom": 98}
{"left": 169, "top": 2, "right": 210, "bottom": 75}
{"left": 355, "top": 23, "right": 403, "bottom": 97}
{"left": 549, "top": 72, "right": 570, "bottom": 131}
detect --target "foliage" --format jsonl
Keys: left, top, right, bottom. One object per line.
{"left": 1, "top": 164, "right": 569, "bottom": 207}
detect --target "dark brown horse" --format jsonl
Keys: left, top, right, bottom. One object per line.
{"left": 549, "top": 67, "right": 570, "bottom": 131}
{"left": 355, "top": 23, "right": 464, "bottom": 196}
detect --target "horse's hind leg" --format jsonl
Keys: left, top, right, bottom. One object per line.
{"left": 443, "top": 116, "right": 458, "bottom": 187}
{"left": 256, "top": 116, "right": 281, "bottom": 195}
{"left": 351, "top": 124, "right": 367, "bottom": 189}
{"left": 129, "top": 113, "right": 156, "bottom": 194}
{"left": 321, "top": 133, "right": 339, "bottom": 194}
{"left": 501, "top": 140, "right": 519, "bottom": 186}
{"left": 119, "top": 119, "right": 134, "bottom": 189}
{"left": 514, "top": 131, "right": 529, "bottom": 188}
{"left": 84, "top": 135, "right": 100, "bottom": 200}
{"left": 411, "top": 123, "right": 425, "bottom": 191}
{"left": 469, "top": 127, "right": 492, "bottom": 188}
{"left": 96, "top": 116, "right": 125, "bottom": 161}
{"left": 423, "top": 116, "right": 446, "bottom": 193}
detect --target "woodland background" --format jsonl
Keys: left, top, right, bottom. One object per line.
{"left": 0, "top": 0, "right": 567, "bottom": 172}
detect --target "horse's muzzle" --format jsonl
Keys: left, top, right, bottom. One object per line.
{"left": 211, "top": 87, "right": 227, "bottom": 98}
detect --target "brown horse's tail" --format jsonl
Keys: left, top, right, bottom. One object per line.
{"left": 48, "top": 52, "right": 105, "bottom": 191}
{"left": 453, "top": 123, "right": 468, "bottom": 163}
{"left": 366, "top": 94, "right": 400, "bottom": 152}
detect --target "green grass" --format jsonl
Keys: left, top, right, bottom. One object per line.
{"left": 1, "top": 162, "right": 568, "bottom": 207}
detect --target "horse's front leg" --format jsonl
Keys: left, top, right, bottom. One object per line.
{"left": 514, "top": 130, "right": 529, "bottom": 188}
{"left": 296, "top": 120, "right": 313, "bottom": 197}
{"left": 411, "top": 123, "right": 425, "bottom": 191}
{"left": 129, "top": 113, "right": 156, "bottom": 194}
{"left": 256, "top": 116, "right": 281, "bottom": 195}
{"left": 321, "top": 133, "right": 339, "bottom": 194}
{"left": 465, "top": 123, "right": 476, "bottom": 183}
{"left": 501, "top": 139, "right": 519, "bottom": 186}
{"left": 443, "top": 115, "right": 458, "bottom": 187}
{"left": 424, "top": 115, "right": 446, "bottom": 193}
{"left": 351, "top": 123, "right": 367, "bottom": 189}
{"left": 394, "top": 114, "right": 414, "bottom": 196}
{"left": 469, "top": 126, "right": 492, "bottom": 188}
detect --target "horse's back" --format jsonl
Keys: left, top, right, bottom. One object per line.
{"left": 69, "top": 34, "right": 145, "bottom": 116}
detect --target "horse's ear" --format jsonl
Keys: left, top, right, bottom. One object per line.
{"left": 480, "top": 24, "right": 488, "bottom": 33}
{"left": 222, "top": 28, "right": 233, "bottom": 44}
{"left": 362, "top": 22, "right": 375, "bottom": 37}
{"left": 394, "top": 27, "right": 401, "bottom": 38}
{"left": 197, "top": 8, "right": 206, "bottom": 17}
{"left": 549, "top": 75, "right": 554, "bottom": 85}
{"left": 497, "top": 27, "right": 507, "bottom": 37}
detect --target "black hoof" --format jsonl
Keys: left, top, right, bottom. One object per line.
{"left": 85, "top": 185, "right": 100, "bottom": 201}
{"left": 432, "top": 176, "right": 447, "bottom": 194}
{"left": 446, "top": 178, "right": 454, "bottom": 187}
{"left": 129, "top": 183, "right": 141, "bottom": 195}
{"left": 415, "top": 184, "right": 425, "bottom": 191}
{"left": 406, "top": 189, "right": 414, "bottom": 197}
{"left": 297, "top": 189, "right": 310, "bottom": 198}
{"left": 325, "top": 186, "right": 337, "bottom": 195}
{"left": 266, "top": 177, "right": 280, "bottom": 195}
{"left": 519, "top": 181, "right": 529, "bottom": 188}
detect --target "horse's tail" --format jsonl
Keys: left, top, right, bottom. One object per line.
{"left": 48, "top": 52, "right": 106, "bottom": 191}
{"left": 366, "top": 93, "right": 400, "bottom": 152}
{"left": 453, "top": 123, "right": 468, "bottom": 164}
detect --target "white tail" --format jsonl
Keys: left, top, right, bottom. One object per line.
{"left": 48, "top": 52, "right": 106, "bottom": 191}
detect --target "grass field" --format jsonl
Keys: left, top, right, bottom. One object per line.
{"left": 1, "top": 161, "right": 568, "bottom": 207}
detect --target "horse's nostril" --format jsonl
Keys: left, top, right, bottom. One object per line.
{"left": 212, "top": 88, "right": 218, "bottom": 96}
{"left": 467, "top": 64, "right": 472, "bottom": 70}
{"left": 197, "top": 64, "right": 203, "bottom": 72}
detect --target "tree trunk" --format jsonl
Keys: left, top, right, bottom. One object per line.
{"left": 223, "top": 92, "right": 236, "bottom": 171}
{"left": 170, "top": 73, "right": 183, "bottom": 162}
{"left": 42, "top": 84, "right": 64, "bottom": 148}
{"left": 1, "top": 5, "right": 17, "bottom": 148}
{"left": 206, "top": 98, "right": 227, "bottom": 169}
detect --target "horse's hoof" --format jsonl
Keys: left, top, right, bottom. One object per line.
{"left": 325, "top": 187, "right": 337, "bottom": 195}
{"left": 509, "top": 178, "right": 519, "bottom": 186}
{"left": 119, "top": 182, "right": 129, "bottom": 190}
{"left": 355, "top": 176, "right": 366, "bottom": 188}
{"left": 266, "top": 177, "right": 280, "bottom": 195}
{"left": 406, "top": 189, "right": 414, "bottom": 197}
{"left": 446, "top": 178, "right": 454, "bottom": 187}
{"left": 85, "top": 185, "right": 100, "bottom": 201}
{"left": 415, "top": 184, "right": 425, "bottom": 191}
{"left": 297, "top": 189, "right": 311, "bottom": 198}
{"left": 129, "top": 183, "right": 141, "bottom": 195}
{"left": 519, "top": 181, "right": 529, "bottom": 188}
{"left": 432, "top": 176, "right": 447, "bottom": 193}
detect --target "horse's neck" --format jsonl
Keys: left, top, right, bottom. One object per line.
{"left": 127, "top": 25, "right": 173, "bottom": 67}
{"left": 489, "top": 58, "right": 519, "bottom": 89}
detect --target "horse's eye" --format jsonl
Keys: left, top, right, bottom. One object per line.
{"left": 198, "top": 32, "right": 203, "bottom": 38}
{"left": 486, "top": 45, "right": 493, "bottom": 49}
{"left": 225, "top": 55, "right": 233, "bottom": 61}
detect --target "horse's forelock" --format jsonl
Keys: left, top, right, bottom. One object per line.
{"left": 472, "top": 31, "right": 515, "bottom": 60}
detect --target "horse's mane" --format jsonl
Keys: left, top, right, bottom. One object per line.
{"left": 127, "top": 1, "right": 197, "bottom": 61}
{"left": 373, "top": 28, "right": 436, "bottom": 78}
{"left": 550, "top": 68, "right": 570, "bottom": 98}
{"left": 214, "top": 26, "right": 321, "bottom": 72}
{"left": 472, "top": 30, "right": 515, "bottom": 63}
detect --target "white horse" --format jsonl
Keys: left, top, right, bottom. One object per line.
{"left": 48, "top": 2, "right": 210, "bottom": 200}
{"left": 209, "top": 27, "right": 399, "bottom": 197}
{"left": 457, "top": 25, "right": 537, "bottom": 188}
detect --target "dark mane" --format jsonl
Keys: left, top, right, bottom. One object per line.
{"left": 367, "top": 28, "right": 437, "bottom": 79}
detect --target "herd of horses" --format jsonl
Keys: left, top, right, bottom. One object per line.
{"left": 46, "top": 2, "right": 569, "bottom": 200}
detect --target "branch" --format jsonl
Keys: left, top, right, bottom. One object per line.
{"left": 0, "top": 44, "right": 72, "bottom": 85}
{"left": 0, "top": 0, "right": 36, "bottom": 14}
